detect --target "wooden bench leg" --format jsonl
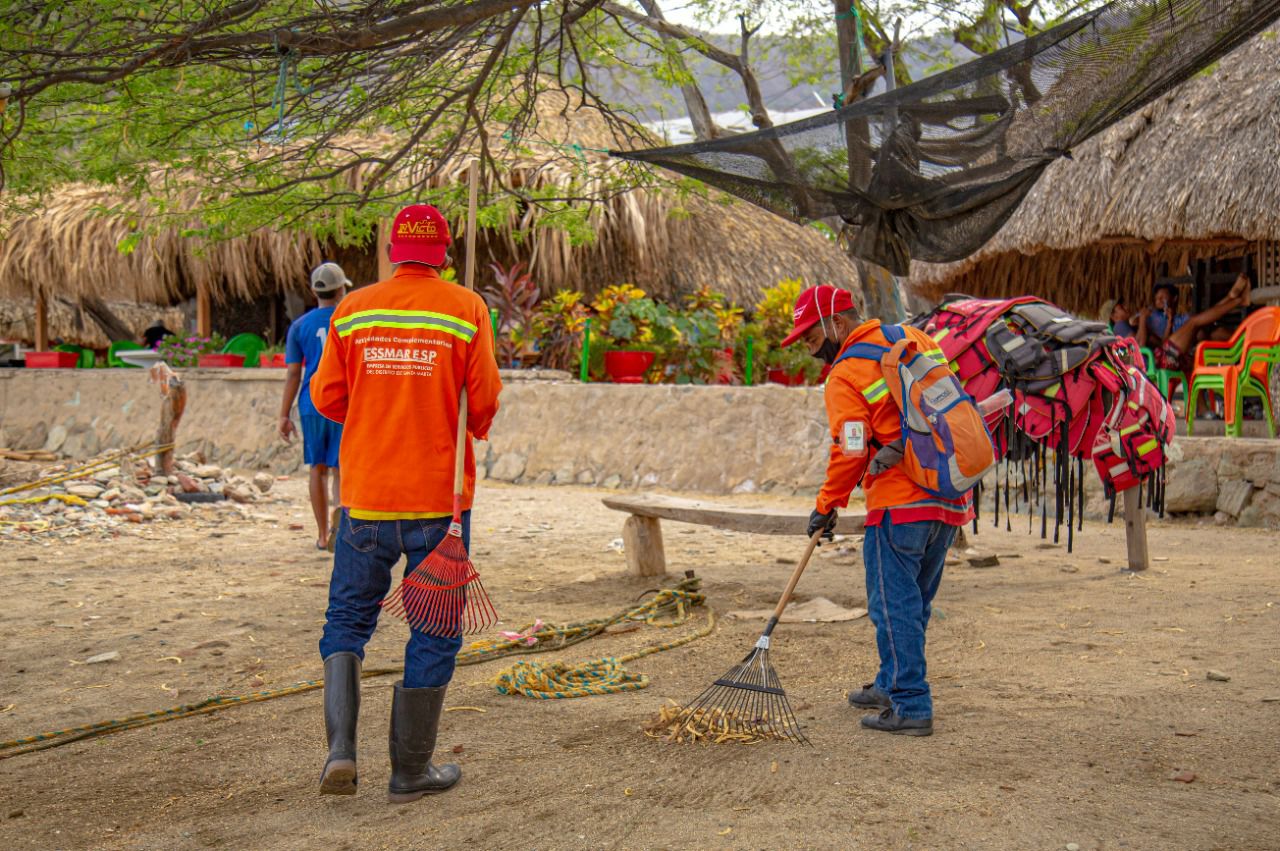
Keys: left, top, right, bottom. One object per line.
{"left": 623, "top": 515, "right": 666, "bottom": 577}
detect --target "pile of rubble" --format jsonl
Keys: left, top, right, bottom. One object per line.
{"left": 0, "top": 450, "right": 281, "bottom": 539}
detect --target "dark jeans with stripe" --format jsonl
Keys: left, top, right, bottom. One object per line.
{"left": 319, "top": 509, "right": 469, "bottom": 688}
{"left": 863, "top": 516, "right": 957, "bottom": 719}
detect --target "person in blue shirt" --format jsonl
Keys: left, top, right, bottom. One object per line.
{"left": 1136, "top": 275, "right": 1250, "bottom": 372}
{"left": 279, "top": 262, "right": 350, "bottom": 550}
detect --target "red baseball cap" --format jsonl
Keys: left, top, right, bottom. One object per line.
{"left": 781, "top": 285, "right": 856, "bottom": 347}
{"left": 388, "top": 204, "right": 452, "bottom": 266}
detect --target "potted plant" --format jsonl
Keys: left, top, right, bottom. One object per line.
{"left": 738, "top": 278, "right": 824, "bottom": 385}
{"left": 157, "top": 333, "right": 228, "bottom": 368}
{"left": 591, "top": 285, "right": 667, "bottom": 383}
{"left": 533, "top": 290, "right": 590, "bottom": 371}
{"left": 260, "top": 343, "right": 287, "bottom": 368}
{"left": 484, "top": 262, "right": 541, "bottom": 369}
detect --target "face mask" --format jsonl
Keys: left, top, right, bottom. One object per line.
{"left": 814, "top": 335, "right": 841, "bottom": 365}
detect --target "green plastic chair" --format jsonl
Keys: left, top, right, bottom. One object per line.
{"left": 221, "top": 333, "right": 268, "bottom": 367}
{"left": 108, "top": 340, "right": 146, "bottom": 368}
{"left": 54, "top": 343, "right": 95, "bottom": 369}
{"left": 1186, "top": 308, "right": 1280, "bottom": 437}
{"left": 1137, "top": 345, "right": 1185, "bottom": 401}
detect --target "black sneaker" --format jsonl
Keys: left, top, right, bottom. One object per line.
{"left": 860, "top": 708, "right": 933, "bottom": 736}
{"left": 847, "top": 683, "right": 892, "bottom": 709}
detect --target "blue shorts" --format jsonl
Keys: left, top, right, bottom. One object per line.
{"left": 301, "top": 415, "right": 342, "bottom": 467}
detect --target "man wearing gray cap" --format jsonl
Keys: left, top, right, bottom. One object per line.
{"left": 279, "top": 262, "right": 351, "bottom": 550}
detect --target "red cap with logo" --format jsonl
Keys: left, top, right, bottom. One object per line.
{"left": 781, "top": 284, "right": 856, "bottom": 347}
{"left": 388, "top": 204, "right": 452, "bottom": 267}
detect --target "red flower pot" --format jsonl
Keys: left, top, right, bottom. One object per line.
{"left": 767, "top": 367, "right": 807, "bottom": 386}
{"left": 261, "top": 353, "right": 287, "bottom": 368}
{"left": 198, "top": 353, "right": 245, "bottom": 368}
{"left": 714, "top": 347, "right": 735, "bottom": 385}
{"left": 604, "top": 350, "right": 655, "bottom": 384}
{"left": 25, "top": 351, "right": 79, "bottom": 368}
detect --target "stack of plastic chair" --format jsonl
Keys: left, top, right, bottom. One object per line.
{"left": 221, "top": 333, "right": 267, "bottom": 367}
{"left": 108, "top": 340, "right": 146, "bottom": 367}
{"left": 1186, "top": 307, "right": 1280, "bottom": 437}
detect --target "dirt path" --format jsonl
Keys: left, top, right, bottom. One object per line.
{"left": 1, "top": 479, "right": 1278, "bottom": 850}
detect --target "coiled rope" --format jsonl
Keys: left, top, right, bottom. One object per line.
{"left": 0, "top": 579, "right": 709, "bottom": 760}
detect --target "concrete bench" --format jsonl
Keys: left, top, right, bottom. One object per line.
{"left": 602, "top": 494, "right": 866, "bottom": 577}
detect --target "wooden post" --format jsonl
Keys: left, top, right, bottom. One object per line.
{"left": 34, "top": 290, "right": 49, "bottom": 351}
{"left": 623, "top": 515, "right": 667, "bottom": 577}
{"left": 1122, "top": 488, "right": 1149, "bottom": 571}
{"left": 377, "top": 218, "right": 393, "bottom": 281}
{"left": 196, "top": 284, "right": 212, "bottom": 338}
{"left": 153, "top": 365, "right": 187, "bottom": 476}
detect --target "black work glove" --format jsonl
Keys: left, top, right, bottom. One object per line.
{"left": 807, "top": 508, "right": 838, "bottom": 543}
{"left": 868, "top": 438, "right": 905, "bottom": 476}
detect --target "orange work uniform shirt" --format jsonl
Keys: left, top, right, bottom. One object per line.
{"left": 817, "top": 319, "right": 974, "bottom": 527}
{"left": 311, "top": 265, "right": 503, "bottom": 516}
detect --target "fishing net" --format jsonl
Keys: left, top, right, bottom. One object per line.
{"left": 613, "top": 0, "right": 1280, "bottom": 273}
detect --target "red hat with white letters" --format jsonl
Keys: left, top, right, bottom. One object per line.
{"left": 781, "top": 285, "right": 856, "bottom": 347}
{"left": 388, "top": 204, "right": 452, "bottom": 266}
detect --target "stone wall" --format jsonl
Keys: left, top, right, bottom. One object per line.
{"left": 0, "top": 370, "right": 830, "bottom": 496}
{"left": 1, "top": 369, "right": 1277, "bottom": 526}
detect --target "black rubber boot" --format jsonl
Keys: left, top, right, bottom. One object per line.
{"left": 847, "top": 683, "right": 892, "bottom": 709}
{"left": 319, "top": 652, "right": 360, "bottom": 795}
{"left": 387, "top": 682, "right": 461, "bottom": 804}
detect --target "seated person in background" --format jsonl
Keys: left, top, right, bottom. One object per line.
{"left": 143, "top": 321, "right": 175, "bottom": 349}
{"left": 1102, "top": 298, "right": 1137, "bottom": 338}
{"left": 1136, "top": 275, "right": 1251, "bottom": 371}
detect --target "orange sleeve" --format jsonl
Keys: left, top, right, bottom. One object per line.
{"left": 311, "top": 320, "right": 349, "bottom": 424}
{"left": 817, "top": 373, "right": 871, "bottom": 514}
{"left": 465, "top": 302, "right": 502, "bottom": 440}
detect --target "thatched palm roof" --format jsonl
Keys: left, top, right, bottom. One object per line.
{"left": 0, "top": 299, "right": 184, "bottom": 350}
{"left": 0, "top": 92, "right": 861, "bottom": 310}
{"left": 908, "top": 34, "right": 1280, "bottom": 315}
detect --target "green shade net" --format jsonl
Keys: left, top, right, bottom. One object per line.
{"left": 613, "top": 0, "right": 1280, "bottom": 274}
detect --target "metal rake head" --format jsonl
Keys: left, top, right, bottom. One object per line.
{"left": 672, "top": 641, "right": 809, "bottom": 745}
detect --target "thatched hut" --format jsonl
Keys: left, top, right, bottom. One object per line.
{"left": 0, "top": 92, "right": 862, "bottom": 348}
{"left": 908, "top": 34, "right": 1280, "bottom": 318}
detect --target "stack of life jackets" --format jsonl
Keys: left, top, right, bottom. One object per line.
{"left": 911, "top": 295, "right": 1175, "bottom": 550}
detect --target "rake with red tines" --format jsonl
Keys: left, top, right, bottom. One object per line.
{"left": 381, "top": 390, "right": 499, "bottom": 637}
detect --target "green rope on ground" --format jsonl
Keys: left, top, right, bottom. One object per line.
{"left": 0, "top": 580, "right": 708, "bottom": 760}
{"left": 493, "top": 610, "right": 716, "bottom": 699}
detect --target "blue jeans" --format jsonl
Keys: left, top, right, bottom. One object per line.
{"left": 319, "top": 509, "right": 470, "bottom": 688}
{"left": 863, "top": 516, "right": 957, "bottom": 720}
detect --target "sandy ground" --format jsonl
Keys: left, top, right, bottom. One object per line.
{"left": 1, "top": 476, "right": 1278, "bottom": 851}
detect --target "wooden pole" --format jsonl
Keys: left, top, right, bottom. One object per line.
{"left": 463, "top": 166, "right": 479, "bottom": 291}
{"left": 377, "top": 218, "right": 393, "bottom": 281}
{"left": 34, "top": 290, "right": 49, "bottom": 351}
{"left": 152, "top": 364, "right": 187, "bottom": 476}
{"left": 195, "top": 284, "right": 212, "bottom": 338}
{"left": 1122, "top": 487, "right": 1149, "bottom": 571}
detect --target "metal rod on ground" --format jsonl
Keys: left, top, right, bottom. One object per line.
{"left": 580, "top": 318, "right": 592, "bottom": 383}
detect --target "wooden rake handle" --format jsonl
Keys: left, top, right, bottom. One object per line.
{"left": 770, "top": 528, "right": 827, "bottom": 624}
{"left": 452, "top": 164, "right": 481, "bottom": 500}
